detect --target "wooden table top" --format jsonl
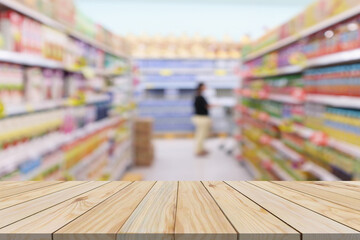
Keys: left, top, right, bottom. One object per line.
{"left": 0, "top": 181, "right": 359, "bottom": 240}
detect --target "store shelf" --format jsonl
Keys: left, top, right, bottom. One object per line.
{"left": 270, "top": 163, "right": 295, "bottom": 181}
{"left": 247, "top": 48, "right": 360, "bottom": 79}
{"left": 268, "top": 94, "right": 303, "bottom": 104}
{"left": 0, "top": 0, "right": 126, "bottom": 58}
{"left": 0, "top": 116, "right": 121, "bottom": 179}
{"left": 4, "top": 94, "right": 110, "bottom": 118}
{"left": 301, "top": 162, "right": 340, "bottom": 181}
{"left": 110, "top": 157, "right": 132, "bottom": 181}
{"left": 5, "top": 100, "right": 64, "bottom": 116}
{"left": 306, "top": 48, "right": 360, "bottom": 67}
{"left": 307, "top": 94, "right": 360, "bottom": 109}
{"left": 248, "top": 65, "right": 303, "bottom": 79}
{"left": 244, "top": 4, "right": 360, "bottom": 62}
{"left": 0, "top": 0, "right": 63, "bottom": 31}
{"left": 242, "top": 90, "right": 303, "bottom": 104}
{"left": 270, "top": 140, "right": 304, "bottom": 164}
{"left": 0, "top": 50, "right": 64, "bottom": 68}
{"left": 293, "top": 125, "right": 360, "bottom": 159}
{"left": 68, "top": 142, "right": 110, "bottom": 180}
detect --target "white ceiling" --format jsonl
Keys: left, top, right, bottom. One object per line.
{"left": 76, "top": 0, "right": 315, "bottom": 40}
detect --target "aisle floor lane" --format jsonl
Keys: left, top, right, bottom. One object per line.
{"left": 129, "top": 139, "right": 251, "bottom": 181}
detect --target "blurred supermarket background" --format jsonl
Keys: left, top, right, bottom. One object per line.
{"left": 0, "top": 0, "right": 360, "bottom": 181}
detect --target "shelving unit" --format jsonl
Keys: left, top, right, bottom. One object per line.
{"left": 134, "top": 59, "right": 239, "bottom": 134}
{"left": 0, "top": 1, "right": 134, "bottom": 181}
{"left": 238, "top": 2, "right": 360, "bottom": 181}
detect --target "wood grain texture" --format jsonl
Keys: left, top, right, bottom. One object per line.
{"left": 320, "top": 182, "right": 360, "bottom": 192}
{"left": 340, "top": 182, "right": 360, "bottom": 188}
{"left": 251, "top": 181, "right": 360, "bottom": 231}
{"left": 0, "top": 181, "right": 84, "bottom": 210}
{"left": 0, "top": 181, "right": 61, "bottom": 199}
{"left": 54, "top": 181, "right": 156, "bottom": 240}
{"left": 118, "top": 181, "right": 178, "bottom": 240}
{"left": 0, "top": 181, "right": 131, "bottom": 240}
{"left": 0, "top": 181, "right": 359, "bottom": 240}
{"left": 275, "top": 181, "right": 360, "bottom": 211}
{"left": 175, "top": 181, "right": 237, "bottom": 240}
{"left": 0, "top": 181, "right": 101, "bottom": 228}
{"left": 299, "top": 182, "right": 360, "bottom": 200}
{"left": 0, "top": 182, "right": 38, "bottom": 191}
{"left": 227, "top": 181, "right": 359, "bottom": 240}
{"left": 203, "top": 181, "right": 299, "bottom": 240}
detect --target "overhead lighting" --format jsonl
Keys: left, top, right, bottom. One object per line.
{"left": 347, "top": 23, "right": 359, "bottom": 31}
{"left": 324, "top": 30, "right": 334, "bottom": 38}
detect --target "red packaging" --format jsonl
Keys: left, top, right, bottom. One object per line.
{"left": 1, "top": 11, "right": 24, "bottom": 52}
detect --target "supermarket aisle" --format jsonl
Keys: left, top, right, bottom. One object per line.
{"left": 129, "top": 138, "right": 252, "bottom": 181}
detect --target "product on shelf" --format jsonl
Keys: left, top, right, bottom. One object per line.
{"left": 0, "top": 0, "right": 133, "bottom": 182}
{"left": 305, "top": 63, "right": 360, "bottom": 96}
{"left": 0, "top": 63, "right": 24, "bottom": 104}
{"left": 243, "top": 0, "right": 360, "bottom": 57}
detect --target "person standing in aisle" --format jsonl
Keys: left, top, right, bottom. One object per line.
{"left": 192, "top": 83, "right": 212, "bottom": 156}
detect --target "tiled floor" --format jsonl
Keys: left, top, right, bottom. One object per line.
{"left": 129, "top": 138, "right": 253, "bottom": 181}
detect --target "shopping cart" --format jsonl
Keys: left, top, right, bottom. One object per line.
{"left": 218, "top": 106, "right": 238, "bottom": 156}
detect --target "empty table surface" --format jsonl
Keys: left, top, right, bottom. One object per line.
{"left": 0, "top": 181, "right": 359, "bottom": 240}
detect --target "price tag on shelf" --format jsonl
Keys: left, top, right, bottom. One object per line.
{"left": 215, "top": 69, "right": 227, "bottom": 76}
{"left": 159, "top": 69, "right": 173, "bottom": 76}
{"left": 310, "top": 132, "right": 329, "bottom": 146}
{"left": 291, "top": 88, "right": 306, "bottom": 101}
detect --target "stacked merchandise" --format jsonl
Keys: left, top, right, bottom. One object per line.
{"left": 238, "top": 0, "right": 360, "bottom": 181}
{"left": 133, "top": 118, "right": 154, "bottom": 166}
{"left": 12, "top": 0, "right": 128, "bottom": 56}
{"left": 242, "top": 0, "right": 360, "bottom": 58}
{"left": 0, "top": 0, "right": 134, "bottom": 181}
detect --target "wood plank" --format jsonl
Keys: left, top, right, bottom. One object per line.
{"left": 118, "top": 181, "right": 178, "bottom": 240}
{"left": 203, "top": 181, "right": 299, "bottom": 240}
{"left": 175, "top": 181, "right": 236, "bottom": 240}
{"left": 227, "top": 181, "right": 359, "bottom": 240}
{"left": 0, "top": 181, "right": 62, "bottom": 199}
{"left": 0, "top": 181, "right": 103, "bottom": 228}
{"left": 0, "top": 181, "right": 131, "bottom": 240}
{"left": 0, "top": 182, "right": 37, "bottom": 191}
{"left": 251, "top": 181, "right": 360, "bottom": 231}
{"left": 300, "top": 182, "right": 360, "bottom": 200}
{"left": 340, "top": 182, "right": 360, "bottom": 188}
{"left": 0, "top": 181, "right": 84, "bottom": 210}
{"left": 324, "top": 182, "right": 360, "bottom": 192}
{"left": 275, "top": 181, "right": 360, "bottom": 211}
{"left": 54, "top": 181, "right": 156, "bottom": 240}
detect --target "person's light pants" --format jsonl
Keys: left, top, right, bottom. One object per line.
{"left": 192, "top": 115, "right": 211, "bottom": 154}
